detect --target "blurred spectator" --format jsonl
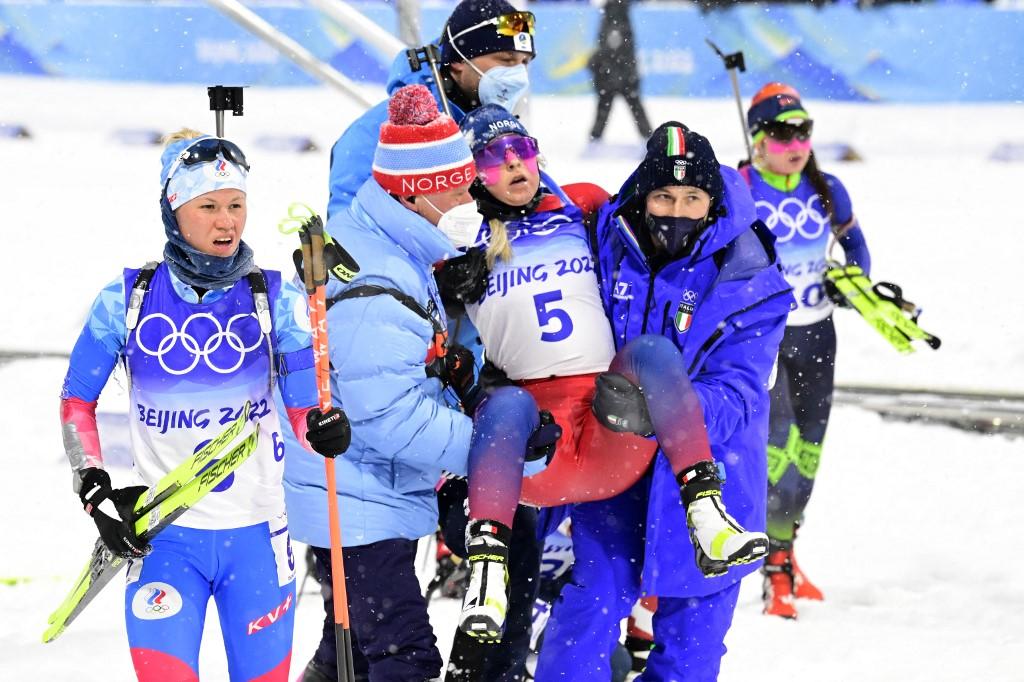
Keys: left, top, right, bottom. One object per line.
{"left": 587, "top": 0, "right": 652, "bottom": 142}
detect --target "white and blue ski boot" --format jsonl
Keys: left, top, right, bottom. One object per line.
{"left": 679, "top": 461, "right": 769, "bottom": 577}
{"left": 458, "top": 519, "right": 511, "bottom": 643}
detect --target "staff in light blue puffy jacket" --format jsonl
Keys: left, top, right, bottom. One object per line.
{"left": 536, "top": 123, "right": 794, "bottom": 681}
{"left": 740, "top": 83, "right": 871, "bottom": 620}
{"left": 284, "top": 85, "right": 551, "bottom": 682}
{"left": 59, "top": 129, "right": 348, "bottom": 681}
{"left": 327, "top": 0, "right": 536, "bottom": 219}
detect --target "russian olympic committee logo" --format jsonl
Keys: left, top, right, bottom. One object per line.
{"left": 135, "top": 312, "right": 263, "bottom": 375}
{"left": 131, "top": 582, "right": 183, "bottom": 621}
{"left": 755, "top": 196, "right": 829, "bottom": 243}
{"left": 203, "top": 158, "right": 236, "bottom": 181}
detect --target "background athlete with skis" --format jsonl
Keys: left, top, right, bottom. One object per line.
{"left": 738, "top": 83, "right": 871, "bottom": 619}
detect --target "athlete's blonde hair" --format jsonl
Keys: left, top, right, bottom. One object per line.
{"left": 161, "top": 127, "right": 205, "bottom": 147}
{"left": 485, "top": 218, "right": 514, "bottom": 268}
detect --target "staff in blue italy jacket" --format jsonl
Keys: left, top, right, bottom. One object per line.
{"left": 741, "top": 83, "right": 871, "bottom": 620}
{"left": 59, "top": 130, "right": 348, "bottom": 682}
{"left": 446, "top": 105, "right": 771, "bottom": 651}
{"left": 327, "top": 0, "right": 537, "bottom": 218}
{"left": 536, "top": 123, "right": 794, "bottom": 681}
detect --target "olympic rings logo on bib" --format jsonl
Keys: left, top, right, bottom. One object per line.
{"left": 756, "top": 196, "right": 829, "bottom": 243}
{"left": 135, "top": 312, "right": 263, "bottom": 375}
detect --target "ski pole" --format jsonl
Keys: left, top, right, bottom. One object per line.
{"left": 407, "top": 44, "right": 452, "bottom": 117}
{"left": 298, "top": 217, "right": 356, "bottom": 682}
{"left": 705, "top": 40, "right": 753, "bottom": 163}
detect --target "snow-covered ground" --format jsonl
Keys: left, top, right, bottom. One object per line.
{"left": 1, "top": 76, "right": 1022, "bottom": 680}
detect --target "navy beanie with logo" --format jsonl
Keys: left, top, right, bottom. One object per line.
{"left": 634, "top": 122, "right": 723, "bottom": 207}
{"left": 441, "top": 0, "right": 536, "bottom": 66}
{"left": 459, "top": 103, "right": 530, "bottom": 154}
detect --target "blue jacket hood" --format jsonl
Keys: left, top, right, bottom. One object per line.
{"left": 610, "top": 165, "right": 754, "bottom": 270}
{"left": 352, "top": 177, "right": 461, "bottom": 268}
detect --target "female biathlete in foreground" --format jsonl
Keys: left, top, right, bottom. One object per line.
{"left": 59, "top": 130, "right": 348, "bottom": 680}
{"left": 441, "top": 106, "right": 773, "bottom": 644}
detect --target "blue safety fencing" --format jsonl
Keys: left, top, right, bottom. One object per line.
{"left": 1, "top": 1, "right": 1021, "bottom": 101}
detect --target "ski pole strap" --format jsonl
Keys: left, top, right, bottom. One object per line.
{"left": 278, "top": 202, "right": 316, "bottom": 235}
{"left": 872, "top": 281, "right": 917, "bottom": 315}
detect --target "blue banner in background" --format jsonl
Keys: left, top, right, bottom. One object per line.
{"left": 0, "top": 1, "right": 1022, "bottom": 101}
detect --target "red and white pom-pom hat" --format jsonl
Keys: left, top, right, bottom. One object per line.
{"left": 372, "top": 84, "right": 477, "bottom": 196}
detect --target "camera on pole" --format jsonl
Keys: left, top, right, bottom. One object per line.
{"left": 207, "top": 85, "right": 246, "bottom": 137}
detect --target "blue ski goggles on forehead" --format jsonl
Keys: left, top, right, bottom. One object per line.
{"left": 164, "top": 137, "right": 250, "bottom": 187}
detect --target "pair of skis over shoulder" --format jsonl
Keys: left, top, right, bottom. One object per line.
{"left": 43, "top": 403, "right": 260, "bottom": 643}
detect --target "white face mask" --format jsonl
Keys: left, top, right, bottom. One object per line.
{"left": 463, "top": 59, "right": 530, "bottom": 111}
{"left": 423, "top": 197, "right": 485, "bottom": 250}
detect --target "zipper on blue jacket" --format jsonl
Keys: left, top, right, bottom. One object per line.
{"left": 661, "top": 299, "right": 673, "bottom": 334}
{"left": 686, "top": 288, "right": 793, "bottom": 375}
{"left": 640, "top": 269, "right": 657, "bottom": 333}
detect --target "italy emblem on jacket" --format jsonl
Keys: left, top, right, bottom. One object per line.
{"left": 674, "top": 289, "right": 697, "bottom": 332}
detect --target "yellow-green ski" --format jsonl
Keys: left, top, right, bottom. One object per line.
{"left": 824, "top": 264, "right": 941, "bottom": 353}
{"left": 42, "top": 405, "right": 258, "bottom": 643}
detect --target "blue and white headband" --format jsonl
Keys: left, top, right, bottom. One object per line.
{"left": 160, "top": 136, "right": 248, "bottom": 210}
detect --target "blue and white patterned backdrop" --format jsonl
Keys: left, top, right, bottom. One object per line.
{"left": 1, "top": 1, "right": 1022, "bottom": 101}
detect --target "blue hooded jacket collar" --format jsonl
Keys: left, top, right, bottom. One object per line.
{"left": 611, "top": 166, "right": 753, "bottom": 272}
{"left": 386, "top": 48, "right": 468, "bottom": 122}
{"left": 352, "top": 178, "right": 460, "bottom": 268}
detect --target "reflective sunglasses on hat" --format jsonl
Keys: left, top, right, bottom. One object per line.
{"left": 762, "top": 119, "right": 814, "bottom": 143}
{"left": 449, "top": 11, "right": 536, "bottom": 42}
{"left": 164, "top": 137, "right": 250, "bottom": 188}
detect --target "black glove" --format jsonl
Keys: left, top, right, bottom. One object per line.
{"left": 526, "top": 410, "right": 562, "bottom": 463}
{"left": 443, "top": 344, "right": 477, "bottom": 404}
{"left": 435, "top": 247, "right": 489, "bottom": 313}
{"left": 291, "top": 219, "right": 361, "bottom": 285}
{"left": 306, "top": 407, "right": 352, "bottom": 458}
{"left": 478, "top": 361, "right": 512, "bottom": 394}
{"left": 78, "top": 468, "right": 150, "bottom": 559}
{"left": 823, "top": 268, "right": 852, "bottom": 308}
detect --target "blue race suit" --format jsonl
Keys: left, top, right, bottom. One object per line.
{"left": 536, "top": 165, "right": 793, "bottom": 681}
{"left": 62, "top": 264, "right": 316, "bottom": 681}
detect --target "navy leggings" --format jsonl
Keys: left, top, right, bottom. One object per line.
{"left": 311, "top": 540, "right": 443, "bottom": 682}
{"left": 766, "top": 316, "right": 836, "bottom": 543}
